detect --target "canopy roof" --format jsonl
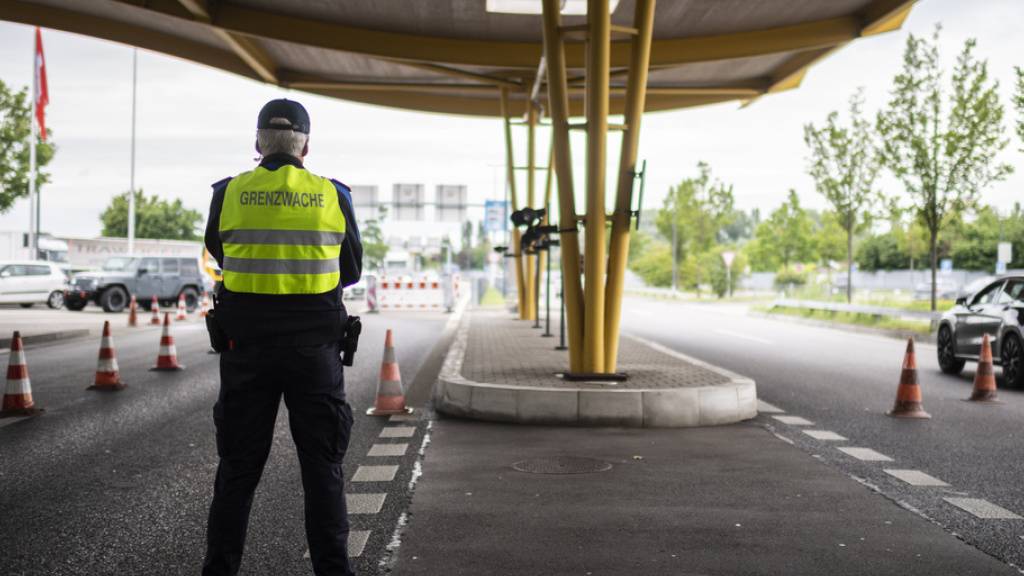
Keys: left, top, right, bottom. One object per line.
{"left": 1, "top": 0, "right": 915, "bottom": 116}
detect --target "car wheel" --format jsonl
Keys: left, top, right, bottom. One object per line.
{"left": 47, "top": 290, "right": 65, "bottom": 309}
{"left": 1001, "top": 334, "right": 1024, "bottom": 389}
{"left": 18, "top": 303, "right": 33, "bottom": 309}
{"left": 937, "top": 325, "right": 965, "bottom": 375}
{"left": 65, "top": 300, "right": 86, "bottom": 311}
{"left": 179, "top": 287, "right": 199, "bottom": 312}
{"left": 100, "top": 286, "right": 129, "bottom": 313}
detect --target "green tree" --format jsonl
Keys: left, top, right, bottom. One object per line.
{"left": 751, "top": 190, "right": 816, "bottom": 270}
{"left": 855, "top": 233, "right": 908, "bottom": 271}
{"left": 100, "top": 189, "right": 203, "bottom": 240}
{"left": 1014, "top": 67, "right": 1023, "bottom": 151}
{"left": 804, "top": 88, "right": 880, "bottom": 302}
{"left": 0, "top": 80, "right": 56, "bottom": 212}
{"left": 361, "top": 206, "right": 389, "bottom": 272}
{"left": 813, "top": 210, "right": 848, "bottom": 270}
{"left": 876, "top": 27, "right": 1013, "bottom": 310}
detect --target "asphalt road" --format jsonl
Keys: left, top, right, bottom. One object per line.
{"left": 620, "top": 296, "right": 1024, "bottom": 571}
{"left": 0, "top": 304, "right": 451, "bottom": 576}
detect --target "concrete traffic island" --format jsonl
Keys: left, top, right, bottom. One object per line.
{"left": 434, "top": 309, "right": 756, "bottom": 427}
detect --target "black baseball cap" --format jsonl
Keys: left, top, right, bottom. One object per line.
{"left": 257, "top": 98, "right": 310, "bottom": 134}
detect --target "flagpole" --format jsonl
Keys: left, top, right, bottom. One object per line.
{"left": 28, "top": 32, "right": 38, "bottom": 259}
{"left": 128, "top": 48, "right": 137, "bottom": 256}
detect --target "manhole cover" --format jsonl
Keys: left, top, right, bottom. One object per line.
{"left": 512, "top": 456, "right": 612, "bottom": 475}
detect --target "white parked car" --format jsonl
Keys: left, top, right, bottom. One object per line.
{"left": 0, "top": 261, "right": 68, "bottom": 309}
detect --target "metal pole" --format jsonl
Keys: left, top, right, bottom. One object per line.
{"left": 533, "top": 248, "right": 542, "bottom": 328}
{"left": 541, "top": 0, "right": 584, "bottom": 372}
{"left": 604, "top": 0, "right": 656, "bottom": 372}
{"left": 28, "top": 33, "right": 37, "bottom": 259}
{"left": 556, "top": 268, "right": 567, "bottom": 350}
{"left": 525, "top": 102, "right": 537, "bottom": 321}
{"left": 499, "top": 88, "right": 527, "bottom": 319}
{"left": 543, "top": 241, "right": 553, "bottom": 337}
{"left": 582, "top": 0, "right": 610, "bottom": 373}
{"left": 128, "top": 48, "right": 138, "bottom": 256}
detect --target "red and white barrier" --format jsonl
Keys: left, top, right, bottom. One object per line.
{"left": 376, "top": 275, "right": 460, "bottom": 311}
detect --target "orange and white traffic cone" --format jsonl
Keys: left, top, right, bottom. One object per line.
{"left": 967, "top": 333, "right": 999, "bottom": 402}
{"left": 888, "top": 338, "right": 931, "bottom": 419}
{"left": 88, "top": 321, "right": 125, "bottom": 390}
{"left": 366, "top": 329, "right": 413, "bottom": 416}
{"left": 127, "top": 295, "right": 138, "bottom": 327}
{"left": 150, "top": 313, "right": 185, "bottom": 371}
{"left": 150, "top": 295, "right": 161, "bottom": 325}
{"left": 175, "top": 293, "right": 187, "bottom": 321}
{"left": 1, "top": 331, "right": 41, "bottom": 417}
{"left": 199, "top": 291, "right": 210, "bottom": 318}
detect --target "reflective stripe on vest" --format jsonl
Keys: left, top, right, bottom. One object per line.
{"left": 219, "top": 165, "right": 345, "bottom": 295}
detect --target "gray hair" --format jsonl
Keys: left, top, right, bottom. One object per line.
{"left": 256, "top": 125, "right": 308, "bottom": 158}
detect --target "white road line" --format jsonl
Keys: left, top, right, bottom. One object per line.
{"left": 0, "top": 416, "right": 30, "bottom": 430}
{"left": 714, "top": 329, "right": 772, "bottom": 345}
{"left": 837, "top": 447, "right": 893, "bottom": 462}
{"left": 304, "top": 529, "right": 372, "bottom": 560}
{"left": 380, "top": 426, "right": 416, "bottom": 438}
{"left": 772, "top": 415, "right": 813, "bottom": 426}
{"left": 368, "top": 443, "right": 408, "bottom": 457}
{"left": 353, "top": 465, "right": 399, "bottom": 482}
{"left": 347, "top": 493, "right": 387, "bottom": 514}
{"left": 944, "top": 498, "right": 1022, "bottom": 519}
{"left": 884, "top": 469, "right": 949, "bottom": 487}
{"left": 389, "top": 414, "right": 419, "bottom": 423}
{"left": 803, "top": 430, "right": 847, "bottom": 441}
{"left": 757, "top": 400, "right": 785, "bottom": 414}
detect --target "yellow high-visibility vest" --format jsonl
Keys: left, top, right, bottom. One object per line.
{"left": 219, "top": 165, "right": 345, "bottom": 295}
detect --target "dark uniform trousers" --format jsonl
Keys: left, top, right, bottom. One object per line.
{"left": 202, "top": 341, "right": 355, "bottom": 576}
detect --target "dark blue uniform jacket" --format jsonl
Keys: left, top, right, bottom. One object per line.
{"left": 204, "top": 153, "right": 363, "bottom": 346}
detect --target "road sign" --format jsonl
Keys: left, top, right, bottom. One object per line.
{"left": 721, "top": 251, "right": 735, "bottom": 268}
{"left": 485, "top": 200, "right": 508, "bottom": 232}
{"left": 940, "top": 259, "right": 953, "bottom": 274}
{"left": 996, "top": 260, "right": 1007, "bottom": 274}
{"left": 998, "top": 242, "right": 1012, "bottom": 265}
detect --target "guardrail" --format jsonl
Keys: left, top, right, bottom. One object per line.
{"left": 770, "top": 299, "right": 942, "bottom": 322}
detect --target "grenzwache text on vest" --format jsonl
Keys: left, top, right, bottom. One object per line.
{"left": 238, "top": 190, "right": 326, "bottom": 208}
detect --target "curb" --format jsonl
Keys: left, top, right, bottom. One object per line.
{"left": 751, "top": 311, "right": 936, "bottom": 343}
{"left": 433, "top": 312, "right": 757, "bottom": 428}
{"left": 0, "top": 329, "right": 91, "bottom": 349}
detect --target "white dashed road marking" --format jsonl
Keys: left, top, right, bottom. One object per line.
{"left": 380, "top": 426, "right": 416, "bottom": 438}
{"left": 714, "top": 329, "right": 772, "bottom": 345}
{"left": 389, "top": 414, "right": 419, "bottom": 422}
{"left": 803, "top": 430, "right": 847, "bottom": 441}
{"left": 757, "top": 400, "right": 785, "bottom": 414}
{"left": 837, "top": 447, "right": 893, "bottom": 462}
{"left": 368, "top": 443, "right": 408, "bottom": 457}
{"left": 304, "top": 529, "right": 372, "bottom": 560}
{"left": 347, "top": 493, "right": 387, "bottom": 514}
{"left": 883, "top": 469, "right": 949, "bottom": 487}
{"left": 944, "top": 498, "right": 1022, "bottom": 519}
{"left": 772, "top": 415, "right": 813, "bottom": 426}
{"left": 0, "top": 416, "right": 29, "bottom": 430}
{"left": 353, "top": 465, "right": 399, "bottom": 482}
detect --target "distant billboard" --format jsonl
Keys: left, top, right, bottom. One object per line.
{"left": 484, "top": 200, "right": 509, "bottom": 232}
{"left": 349, "top": 185, "right": 379, "bottom": 217}
{"left": 436, "top": 184, "right": 468, "bottom": 222}
{"left": 393, "top": 183, "right": 425, "bottom": 221}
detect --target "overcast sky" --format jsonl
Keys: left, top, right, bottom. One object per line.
{"left": 0, "top": 0, "right": 1021, "bottom": 239}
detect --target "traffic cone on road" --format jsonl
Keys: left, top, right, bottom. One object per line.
{"left": 127, "top": 295, "right": 138, "bottom": 327}
{"left": 888, "top": 338, "right": 931, "bottom": 419}
{"left": 150, "top": 295, "right": 161, "bottom": 325}
{"left": 199, "top": 291, "right": 210, "bottom": 318}
{"left": 150, "top": 313, "right": 185, "bottom": 371}
{"left": 88, "top": 321, "right": 125, "bottom": 390}
{"left": 1, "top": 332, "right": 41, "bottom": 417}
{"left": 175, "top": 293, "right": 187, "bottom": 321}
{"left": 366, "top": 329, "right": 413, "bottom": 416}
{"left": 967, "top": 333, "right": 999, "bottom": 402}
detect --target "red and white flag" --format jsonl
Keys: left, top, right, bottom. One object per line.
{"left": 34, "top": 27, "right": 49, "bottom": 141}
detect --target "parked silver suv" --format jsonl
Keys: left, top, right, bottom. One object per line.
{"left": 66, "top": 256, "right": 206, "bottom": 313}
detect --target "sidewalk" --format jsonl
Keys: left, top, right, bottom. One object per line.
{"left": 391, "top": 309, "right": 1015, "bottom": 575}
{"left": 394, "top": 419, "right": 1013, "bottom": 576}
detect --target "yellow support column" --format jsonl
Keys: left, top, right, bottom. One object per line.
{"left": 500, "top": 87, "right": 527, "bottom": 319}
{"left": 583, "top": 0, "right": 610, "bottom": 373}
{"left": 604, "top": 0, "right": 656, "bottom": 372}
{"left": 524, "top": 103, "right": 537, "bottom": 321}
{"left": 540, "top": 0, "right": 584, "bottom": 372}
